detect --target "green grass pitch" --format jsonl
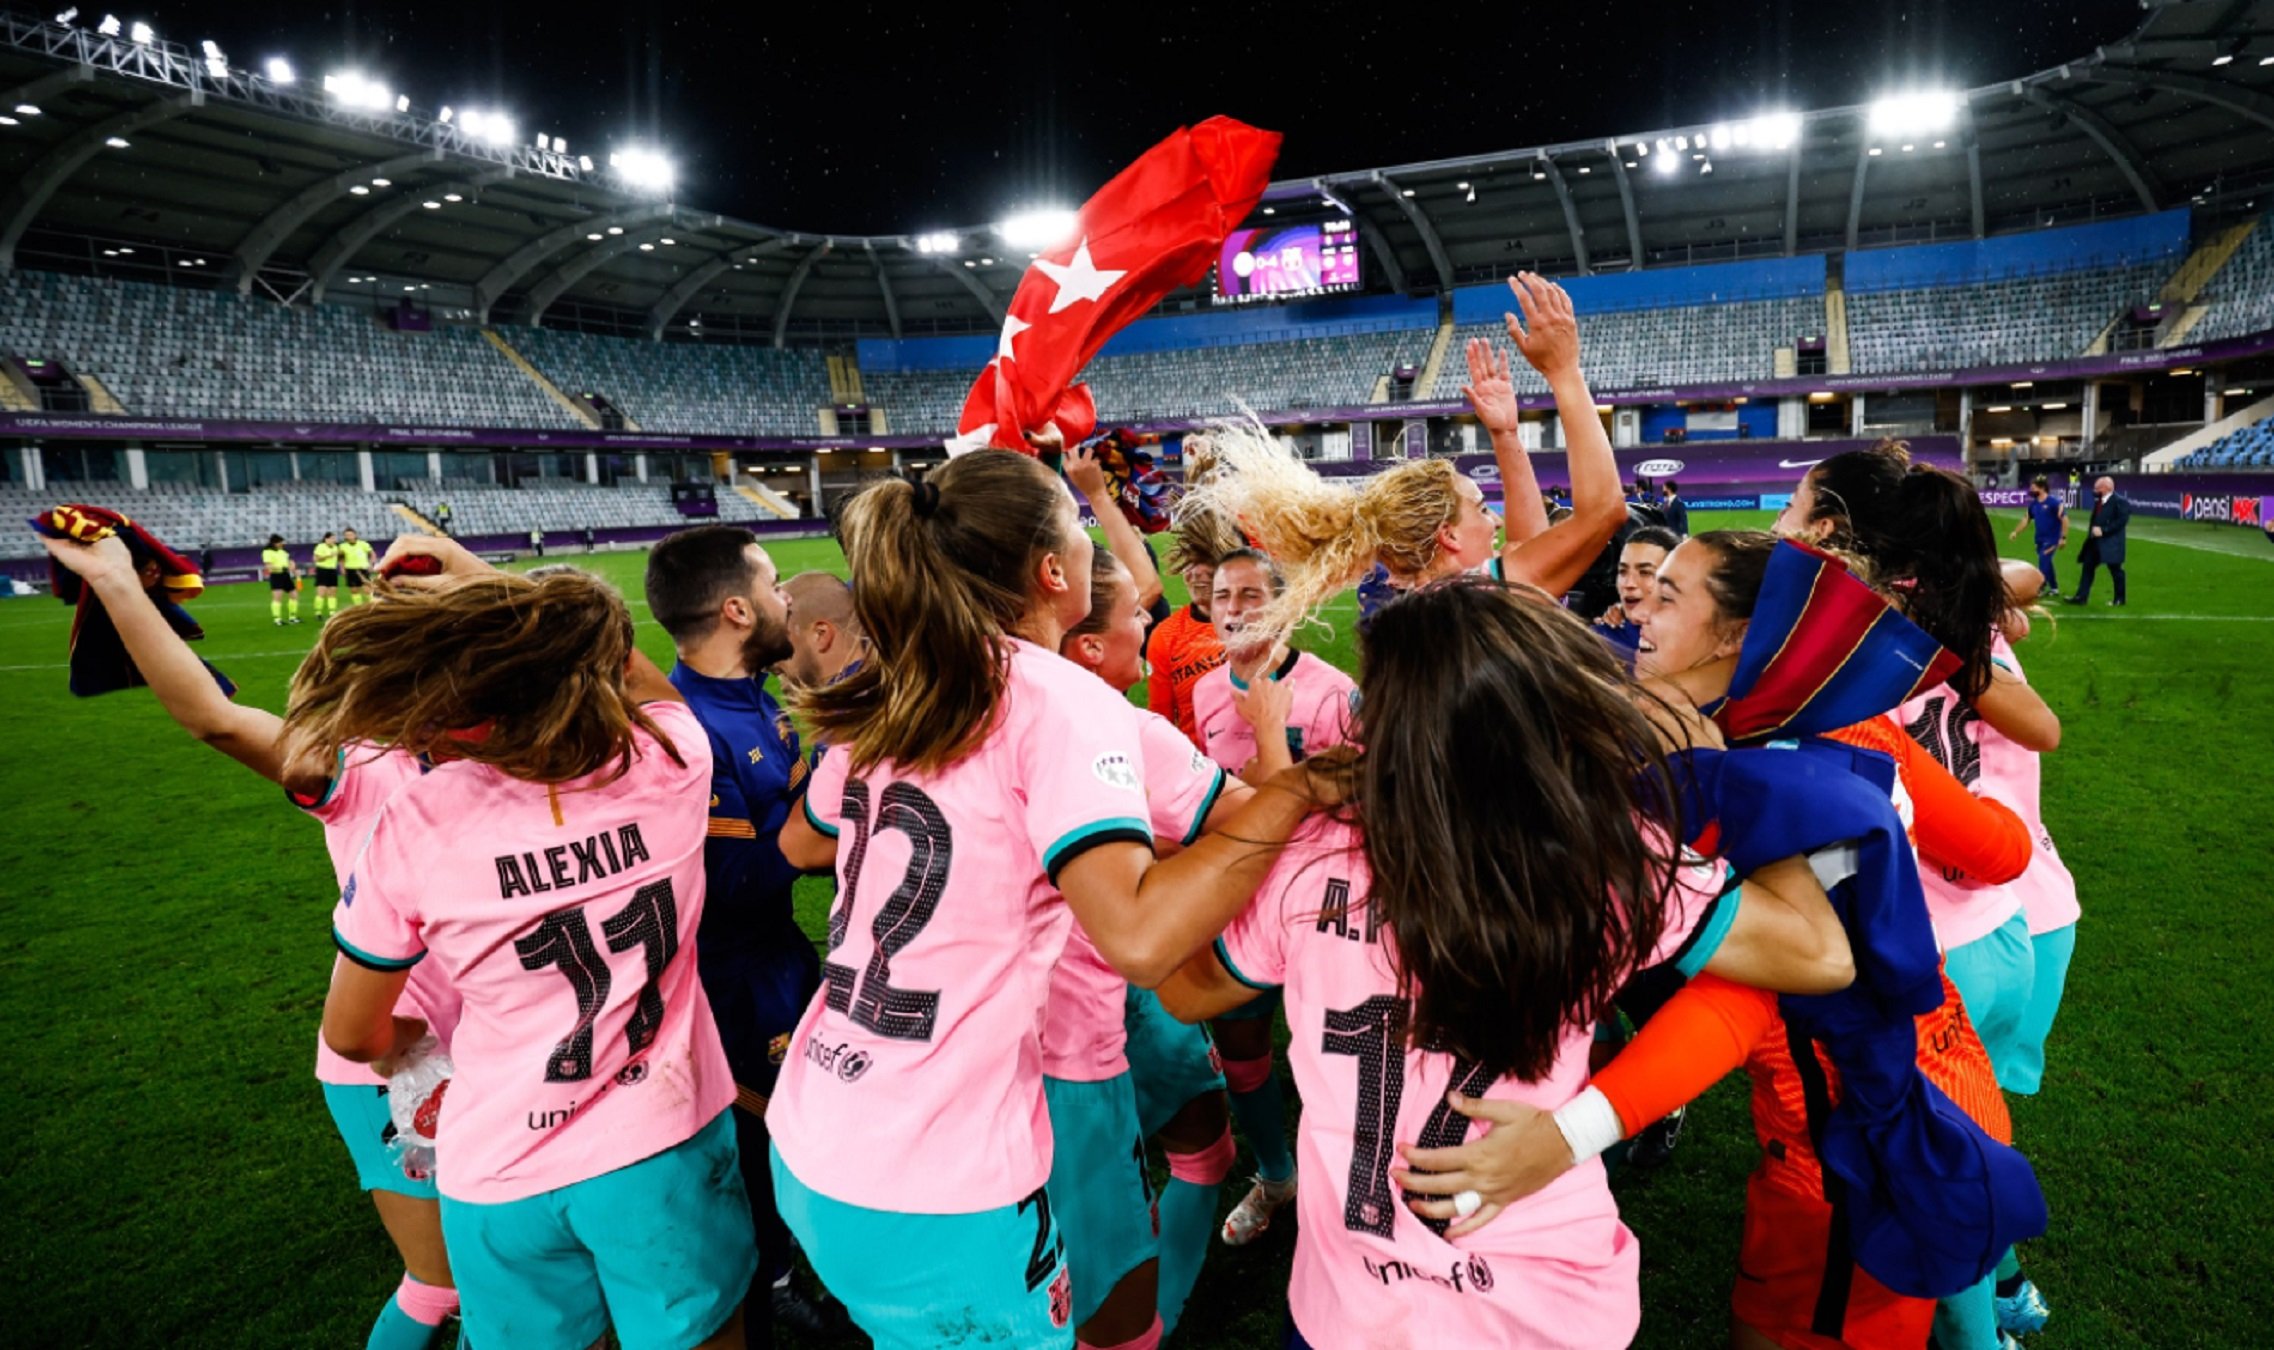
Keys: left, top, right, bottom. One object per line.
{"left": 3, "top": 510, "right": 2269, "bottom": 1346}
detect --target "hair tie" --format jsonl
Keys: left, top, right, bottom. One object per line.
{"left": 911, "top": 479, "right": 941, "bottom": 517}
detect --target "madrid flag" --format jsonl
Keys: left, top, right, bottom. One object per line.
{"left": 948, "top": 116, "right": 1281, "bottom": 455}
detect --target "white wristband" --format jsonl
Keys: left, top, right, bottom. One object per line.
{"left": 1552, "top": 1086, "right": 1626, "bottom": 1166}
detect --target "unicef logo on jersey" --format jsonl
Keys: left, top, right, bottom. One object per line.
{"left": 1636, "top": 458, "right": 1684, "bottom": 477}
{"left": 1091, "top": 752, "right": 1141, "bottom": 793}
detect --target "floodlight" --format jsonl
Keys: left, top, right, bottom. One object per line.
{"left": 586, "top": 232, "right": 603, "bottom": 241}
{"left": 458, "top": 110, "right": 516, "bottom": 146}
{"left": 370, "top": 177, "right": 390, "bottom": 186}
{"left": 638, "top": 242, "right": 655, "bottom": 251}
{"left": 438, "top": 105, "right": 453, "bottom": 123}
{"left": 1400, "top": 187, "right": 1415, "bottom": 197}
{"left": 1635, "top": 142, "right": 1649, "bottom": 157}
{"left": 394, "top": 95, "right": 409, "bottom": 112}
{"left": 264, "top": 56, "right": 294, "bottom": 84}
{"left": 1868, "top": 90, "right": 1960, "bottom": 137}
{"left": 913, "top": 231, "right": 959, "bottom": 254}
{"left": 104, "top": 135, "right": 128, "bottom": 147}
{"left": 1674, "top": 135, "right": 1688, "bottom": 151}
{"left": 536, "top": 133, "right": 550, "bottom": 151}
{"left": 606, "top": 225, "right": 624, "bottom": 235}
{"left": 610, "top": 146, "right": 676, "bottom": 194}
{"left": 577, "top": 155, "right": 593, "bottom": 171}
{"left": 553, "top": 137, "right": 567, "bottom": 154}
{"left": 325, "top": 71, "right": 394, "bottom": 112}
{"left": 1868, "top": 147, "right": 1884, "bottom": 156}
{"left": 1457, "top": 180, "right": 1471, "bottom": 189}
{"left": 14, "top": 103, "right": 40, "bottom": 115}
{"left": 995, "top": 208, "right": 1078, "bottom": 250}
{"left": 55, "top": 8, "right": 77, "bottom": 23}
{"left": 1753, "top": 112, "right": 1802, "bottom": 149}
{"left": 1652, "top": 151, "right": 1679, "bottom": 176}
{"left": 1732, "top": 122, "right": 1752, "bottom": 147}
{"left": 129, "top": 19, "right": 150, "bottom": 43}
{"left": 349, "top": 185, "right": 369, "bottom": 195}
{"left": 96, "top": 13, "right": 117, "bottom": 34}
{"left": 659, "top": 237, "right": 675, "bottom": 245}
{"left": 1577, "top": 165, "right": 1591, "bottom": 174}
{"left": 422, "top": 200, "right": 441, "bottom": 209}
{"left": 442, "top": 192, "right": 463, "bottom": 202}
{"left": 1709, "top": 124, "right": 1731, "bottom": 150}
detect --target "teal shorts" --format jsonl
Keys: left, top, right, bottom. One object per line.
{"left": 771, "top": 1144, "right": 1073, "bottom": 1349}
{"left": 321, "top": 1081, "right": 438, "bottom": 1199}
{"left": 1044, "top": 1074, "right": 1158, "bottom": 1328}
{"left": 1210, "top": 984, "right": 1283, "bottom": 1024}
{"left": 1943, "top": 910, "right": 2037, "bottom": 1092}
{"left": 440, "top": 1109, "right": 755, "bottom": 1350}
{"left": 1125, "top": 985, "right": 1225, "bottom": 1138}
{"left": 2005, "top": 922, "right": 2078, "bottom": 1096}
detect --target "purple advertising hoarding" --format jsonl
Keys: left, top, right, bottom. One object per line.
{"left": 1322, "top": 437, "right": 1963, "bottom": 499}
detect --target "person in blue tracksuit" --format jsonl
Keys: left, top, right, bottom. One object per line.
{"left": 2006, "top": 476, "right": 2069, "bottom": 595}
{"left": 646, "top": 525, "right": 851, "bottom": 1342}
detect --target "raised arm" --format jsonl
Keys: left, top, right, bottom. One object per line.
{"left": 42, "top": 534, "right": 297, "bottom": 787}
{"left": 1497, "top": 274, "right": 1627, "bottom": 595}
{"left": 1064, "top": 441, "right": 1164, "bottom": 611}
{"left": 1973, "top": 662, "right": 2059, "bottom": 753}
{"left": 1461, "top": 336, "right": 1550, "bottom": 547}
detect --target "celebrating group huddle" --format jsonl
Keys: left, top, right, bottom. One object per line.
{"left": 41, "top": 275, "right": 2074, "bottom": 1350}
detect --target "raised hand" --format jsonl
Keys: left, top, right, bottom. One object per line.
{"left": 377, "top": 533, "right": 492, "bottom": 585}
{"left": 1460, "top": 337, "right": 1521, "bottom": 434}
{"left": 1232, "top": 663, "right": 1295, "bottom": 735}
{"left": 1063, "top": 440, "right": 1111, "bottom": 501}
{"left": 1502, "top": 272, "right": 1582, "bottom": 381}
{"left": 39, "top": 532, "right": 136, "bottom": 586}
{"left": 1391, "top": 1092, "right": 1574, "bottom": 1238}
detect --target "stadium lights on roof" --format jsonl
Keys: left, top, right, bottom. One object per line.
{"left": 324, "top": 71, "right": 396, "bottom": 112}
{"left": 554, "top": 137, "right": 567, "bottom": 154}
{"left": 12, "top": 103, "right": 38, "bottom": 115}
{"left": 96, "top": 13, "right": 117, "bottom": 34}
{"left": 578, "top": 154, "right": 593, "bottom": 171}
{"left": 995, "top": 209, "right": 1078, "bottom": 250}
{"left": 55, "top": 6, "right": 76, "bottom": 22}
{"left": 610, "top": 146, "right": 676, "bottom": 194}
{"left": 264, "top": 56, "right": 294, "bottom": 84}
{"left": 913, "top": 231, "right": 959, "bottom": 254}
{"left": 129, "top": 19, "right": 150, "bottom": 43}
{"left": 1869, "top": 89, "right": 1960, "bottom": 137}
{"left": 199, "top": 39, "right": 227, "bottom": 78}
{"left": 104, "top": 135, "right": 128, "bottom": 148}
{"left": 457, "top": 109, "right": 516, "bottom": 146}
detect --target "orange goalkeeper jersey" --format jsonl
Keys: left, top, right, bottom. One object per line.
{"left": 1145, "top": 604, "right": 1227, "bottom": 748}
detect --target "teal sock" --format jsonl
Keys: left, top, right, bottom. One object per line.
{"left": 1932, "top": 1273, "right": 2000, "bottom": 1350}
{"left": 367, "top": 1283, "right": 455, "bottom": 1350}
{"left": 1227, "top": 1076, "right": 1294, "bottom": 1183}
{"left": 1995, "top": 1248, "right": 2022, "bottom": 1284}
{"left": 1155, "top": 1176, "right": 1217, "bottom": 1335}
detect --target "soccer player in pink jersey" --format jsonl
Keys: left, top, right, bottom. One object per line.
{"left": 1046, "top": 542, "right": 1255, "bottom": 1347}
{"left": 37, "top": 529, "right": 467, "bottom": 1350}
{"left": 1155, "top": 579, "right": 1856, "bottom": 1349}
{"left": 1189, "top": 547, "right": 1357, "bottom": 1243}
{"left": 1178, "top": 274, "right": 1629, "bottom": 642}
{"left": 768, "top": 449, "right": 1325, "bottom": 1349}
{"left": 304, "top": 556, "right": 755, "bottom": 1350}
{"left": 1050, "top": 543, "right": 1255, "bottom": 1336}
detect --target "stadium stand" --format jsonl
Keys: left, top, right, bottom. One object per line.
{"left": 863, "top": 326, "right": 1437, "bottom": 433}
{"left": 505, "top": 326, "right": 831, "bottom": 435}
{"left": 0, "top": 481, "right": 397, "bottom": 548}
{"left": 0, "top": 272, "right": 577, "bottom": 428}
{"left": 2177, "top": 410, "right": 2274, "bottom": 469}
{"left": 409, "top": 482, "right": 780, "bottom": 536}
{"left": 1846, "top": 262, "right": 2173, "bottom": 373}
{"left": 1428, "top": 296, "right": 1824, "bottom": 399}
{"left": 2190, "top": 216, "right": 2274, "bottom": 345}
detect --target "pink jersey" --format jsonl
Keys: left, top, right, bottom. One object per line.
{"left": 1041, "top": 709, "right": 1230, "bottom": 1082}
{"left": 1218, "top": 815, "right": 1732, "bottom": 1349}
{"left": 1897, "top": 639, "right": 2078, "bottom": 938}
{"left": 300, "top": 746, "right": 464, "bottom": 1087}
{"left": 1191, "top": 650, "right": 1357, "bottom": 777}
{"left": 329, "top": 701, "right": 733, "bottom": 1204}
{"left": 771, "top": 641, "right": 1158, "bottom": 1213}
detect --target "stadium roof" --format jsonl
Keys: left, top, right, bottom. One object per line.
{"left": 2, "top": 1, "right": 2271, "bottom": 343}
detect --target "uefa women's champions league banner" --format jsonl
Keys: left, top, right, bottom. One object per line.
{"left": 1316, "top": 437, "right": 1965, "bottom": 510}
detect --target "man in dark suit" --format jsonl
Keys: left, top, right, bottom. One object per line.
{"left": 2067, "top": 476, "right": 2131, "bottom": 607}
{"left": 1659, "top": 480, "right": 1690, "bottom": 537}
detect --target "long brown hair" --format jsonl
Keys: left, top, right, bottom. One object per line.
{"left": 792, "top": 450, "right": 1079, "bottom": 775}
{"left": 1799, "top": 441, "right": 2005, "bottom": 698}
{"left": 1345, "top": 577, "right": 1682, "bottom": 1080}
{"left": 284, "top": 569, "right": 679, "bottom": 785}
{"left": 1179, "top": 421, "right": 1467, "bottom": 644}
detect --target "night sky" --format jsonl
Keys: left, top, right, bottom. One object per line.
{"left": 160, "top": 0, "right": 2150, "bottom": 235}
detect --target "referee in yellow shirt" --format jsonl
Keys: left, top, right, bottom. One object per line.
{"left": 337, "top": 528, "right": 376, "bottom": 606}
{"left": 310, "top": 531, "right": 342, "bottom": 621}
{"left": 261, "top": 534, "right": 301, "bottom": 625}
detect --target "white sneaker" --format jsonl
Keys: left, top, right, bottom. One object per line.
{"left": 1221, "top": 1173, "right": 1296, "bottom": 1246}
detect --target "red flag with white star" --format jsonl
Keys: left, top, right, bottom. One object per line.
{"left": 948, "top": 116, "right": 1282, "bottom": 455}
